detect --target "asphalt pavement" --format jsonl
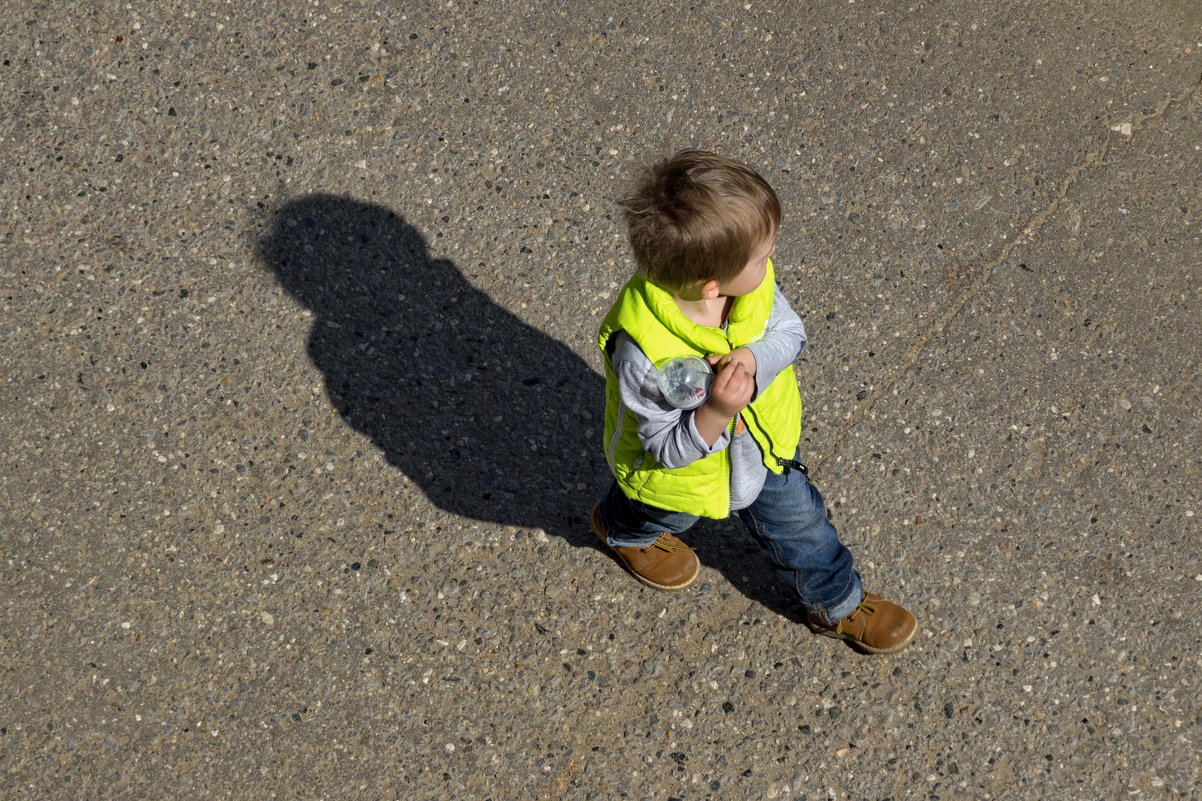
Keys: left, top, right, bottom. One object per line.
{"left": 2, "top": 1, "right": 1200, "bottom": 799}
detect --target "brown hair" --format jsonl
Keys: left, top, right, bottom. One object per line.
{"left": 619, "top": 150, "right": 781, "bottom": 289}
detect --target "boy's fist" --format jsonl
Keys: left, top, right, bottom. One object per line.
{"left": 706, "top": 360, "right": 754, "bottom": 417}
{"left": 707, "top": 347, "right": 757, "bottom": 378}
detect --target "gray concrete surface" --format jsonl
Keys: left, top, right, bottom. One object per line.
{"left": 2, "top": 1, "right": 1200, "bottom": 799}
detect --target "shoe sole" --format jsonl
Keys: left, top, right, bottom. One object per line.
{"left": 590, "top": 509, "right": 699, "bottom": 592}
{"left": 807, "top": 621, "right": 917, "bottom": 655}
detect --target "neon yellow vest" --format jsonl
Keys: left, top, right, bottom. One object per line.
{"left": 598, "top": 260, "right": 803, "bottom": 518}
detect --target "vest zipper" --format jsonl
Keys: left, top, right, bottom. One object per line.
{"left": 743, "top": 402, "right": 807, "bottom": 474}
{"left": 726, "top": 414, "right": 738, "bottom": 513}
{"left": 742, "top": 403, "right": 780, "bottom": 463}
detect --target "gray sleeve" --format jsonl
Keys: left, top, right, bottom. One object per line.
{"left": 743, "top": 285, "right": 807, "bottom": 397}
{"left": 611, "top": 333, "right": 730, "bottom": 469}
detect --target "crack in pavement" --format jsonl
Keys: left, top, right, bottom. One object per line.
{"left": 809, "top": 73, "right": 1202, "bottom": 474}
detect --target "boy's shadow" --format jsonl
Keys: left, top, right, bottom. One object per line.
{"left": 258, "top": 194, "right": 604, "bottom": 545}
{"left": 257, "top": 194, "right": 807, "bottom": 622}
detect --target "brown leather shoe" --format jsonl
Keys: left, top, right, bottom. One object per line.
{"left": 808, "top": 592, "right": 917, "bottom": 654}
{"left": 591, "top": 506, "right": 699, "bottom": 591}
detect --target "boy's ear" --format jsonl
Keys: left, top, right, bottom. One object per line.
{"left": 699, "top": 278, "right": 721, "bottom": 299}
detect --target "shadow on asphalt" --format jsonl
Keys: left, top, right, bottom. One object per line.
{"left": 257, "top": 193, "right": 809, "bottom": 624}
{"left": 258, "top": 193, "right": 604, "bottom": 546}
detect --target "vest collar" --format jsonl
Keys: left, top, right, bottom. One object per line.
{"left": 622, "top": 259, "right": 776, "bottom": 355}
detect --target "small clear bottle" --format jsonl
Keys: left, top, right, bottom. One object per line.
{"left": 656, "top": 355, "right": 713, "bottom": 410}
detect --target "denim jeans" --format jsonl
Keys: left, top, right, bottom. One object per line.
{"left": 597, "top": 461, "right": 863, "bottom": 624}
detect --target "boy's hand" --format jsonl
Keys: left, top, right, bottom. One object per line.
{"left": 692, "top": 360, "right": 754, "bottom": 446}
{"left": 706, "top": 360, "right": 755, "bottom": 417}
{"left": 707, "top": 347, "right": 757, "bottom": 379}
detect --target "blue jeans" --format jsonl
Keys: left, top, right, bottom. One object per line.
{"left": 598, "top": 462, "right": 863, "bottom": 624}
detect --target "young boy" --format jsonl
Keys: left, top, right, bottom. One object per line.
{"left": 592, "top": 150, "right": 916, "bottom": 654}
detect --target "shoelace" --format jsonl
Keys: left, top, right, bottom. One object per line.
{"left": 644, "top": 533, "right": 690, "bottom": 553}
{"left": 837, "top": 597, "right": 878, "bottom": 634}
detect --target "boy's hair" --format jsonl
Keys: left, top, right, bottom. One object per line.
{"left": 619, "top": 150, "right": 781, "bottom": 289}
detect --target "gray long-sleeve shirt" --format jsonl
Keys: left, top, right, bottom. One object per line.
{"left": 608, "top": 285, "right": 807, "bottom": 511}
